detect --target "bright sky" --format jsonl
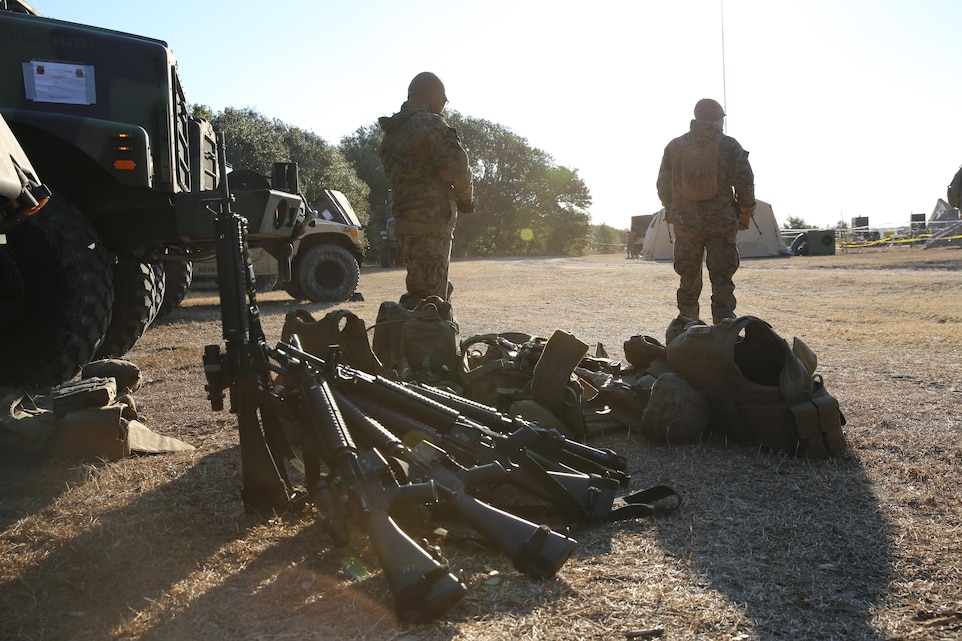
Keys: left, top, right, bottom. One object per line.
{"left": 33, "top": 0, "right": 962, "bottom": 231}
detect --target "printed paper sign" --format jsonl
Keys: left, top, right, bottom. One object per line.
{"left": 24, "top": 60, "right": 96, "bottom": 105}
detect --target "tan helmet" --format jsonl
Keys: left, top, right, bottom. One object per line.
{"left": 694, "top": 98, "right": 725, "bottom": 121}
{"left": 639, "top": 372, "right": 711, "bottom": 444}
{"left": 408, "top": 72, "right": 447, "bottom": 109}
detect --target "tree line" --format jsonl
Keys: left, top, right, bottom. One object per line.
{"left": 195, "top": 105, "right": 624, "bottom": 259}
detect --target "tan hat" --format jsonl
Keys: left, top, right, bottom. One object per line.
{"left": 694, "top": 98, "right": 725, "bottom": 121}
{"left": 408, "top": 72, "right": 447, "bottom": 102}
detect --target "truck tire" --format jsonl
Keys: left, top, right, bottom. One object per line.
{"left": 0, "top": 197, "right": 112, "bottom": 390}
{"left": 95, "top": 260, "right": 165, "bottom": 358}
{"left": 155, "top": 260, "right": 192, "bottom": 320}
{"left": 292, "top": 244, "right": 360, "bottom": 303}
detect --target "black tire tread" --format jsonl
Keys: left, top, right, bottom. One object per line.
{"left": 0, "top": 198, "right": 112, "bottom": 390}
{"left": 95, "top": 260, "right": 165, "bottom": 359}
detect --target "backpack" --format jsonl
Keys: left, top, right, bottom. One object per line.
{"left": 371, "top": 297, "right": 464, "bottom": 391}
{"left": 665, "top": 316, "right": 846, "bottom": 457}
{"left": 676, "top": 134, "right": 722, "bottom": 201}
{"left": 280, "top": 308, "right": 386, "bottom": 376}
{"left": 462, "top": 330, "right": 590, "bottom": 441}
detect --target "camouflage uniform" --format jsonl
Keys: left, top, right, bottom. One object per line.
{"left": 656, "top": 118, "right": 755, "bottom": 323}
{"left": 379, "top": 100, "right": 473, "bottom": 302}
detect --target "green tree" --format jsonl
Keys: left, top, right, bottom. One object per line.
{"left": 204, "top": 107, "right": 285, "bottom": 175}
{"left": 340, "top": 124, "right": 391, "bottom": 252}
{"left": 591, "top": 224, "right": 626, "bottom": 255}
{"left": 447, "top": 112, "right": 591, "bottom": 257}
{"left": 336, "top": 111, "right": 592, "bottom": 257}
{"left": 782, "top": 215, "right": 813, "bottom": 230}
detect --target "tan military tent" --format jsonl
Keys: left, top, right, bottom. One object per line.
{"left": 640, "top": 199, "right": 788, "bottom": 260}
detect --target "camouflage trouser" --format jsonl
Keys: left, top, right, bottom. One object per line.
{"left": 397, "top": 233, "right": 453, "bottom": 301}
{"left": 672, "top": 211, "right": 740, "bottom": 324}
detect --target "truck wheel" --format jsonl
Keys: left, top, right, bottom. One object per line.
{"left": 155, "top": 260, "right": 192, "bottom": 320}
{"left": 0, "top": 197, "right": 112, "bottom": 390}
{"left": 95, "top": 260, "right": 165, "bottom": 358}
{"left": 292, "top": 244, "right": 360, "bottom": 303}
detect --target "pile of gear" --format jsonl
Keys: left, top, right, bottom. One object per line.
{"left": 242, "top": 297, "right": 845, "bottom": 622}
{"left": 286, "top": 303, "right": 846, "bottom": 459}
{"left": 0, "top": 359, "right": 193, "bottom": 461}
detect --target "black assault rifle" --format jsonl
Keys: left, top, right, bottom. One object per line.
{"left": 279, "top": 342, "right": 577, "bottom": 580}
{"left": 276, "top": 343, "right": 678, "bottom": 524}
{"left": 202, "top": 133, "right": 466, "bottom": 622}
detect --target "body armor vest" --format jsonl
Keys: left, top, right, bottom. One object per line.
{"left": 666, "top": 316, "right": 845, "bottom": 457}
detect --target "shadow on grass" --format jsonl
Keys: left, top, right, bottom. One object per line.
{"left": 0, "top": 441, "right": 570, "bottom": 641}
{"left": 651, "top": 443, "right": 891, "bottom": 640}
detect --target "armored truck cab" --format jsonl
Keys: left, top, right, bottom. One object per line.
{"left": 0, "top": 1, "right": 307, "bottom": 389}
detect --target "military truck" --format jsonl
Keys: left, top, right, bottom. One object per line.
{"left": 0, "top": 1, "right": 309, "bottom": 389}
{"left": 192, "top": 188, "right": 366, "bottom": 303}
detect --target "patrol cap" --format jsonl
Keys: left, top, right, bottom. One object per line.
{"left": 408, "top": 71, "right": 447, "bottom": 102}
{"left": 694, "top": 98, "right": 725, "bottom": 121}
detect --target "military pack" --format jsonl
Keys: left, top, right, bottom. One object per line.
{"left": 676, "top": 133, "right": 723, "bottom": 201}
{"left": 281, "top": 308, "right": 385, "bottom": 375}
{"left": 372, "top": 297, "right": 463, "bottom": 390}
{"left": 665, "top": 316, "right": 846, "bottom": 457}
{"left": 462, "top": 330, "right": 590, "bottom": 441}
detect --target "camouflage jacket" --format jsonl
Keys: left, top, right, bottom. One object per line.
{"left": 378, "top": 101, "right": 474, "bottom": 239}
{"left": 656, "top": 119, "right": 755, "bottom": 222}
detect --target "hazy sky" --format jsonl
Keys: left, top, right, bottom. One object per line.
{"left": 32, "top": 0, "right": 962, "bottom": 231}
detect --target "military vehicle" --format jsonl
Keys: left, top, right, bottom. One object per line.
{"left": 0, "top": 1, "right": 309, "bottom": 389}
{"left": 192, "top": 188, "right": 365, "bottom": 302}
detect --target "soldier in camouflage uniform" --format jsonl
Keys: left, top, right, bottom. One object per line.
{"left": 378, "top": 72, "right": 474, "bottom": 307}
{"left": 656, "top": 98, "right": 756, "bottom": 325}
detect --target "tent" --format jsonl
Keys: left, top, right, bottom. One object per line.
{"left": 925, "top": 198, "right": 962, "bottom": 248}
{"left": 640, "top": 199, "right": 788, "bottom": 260}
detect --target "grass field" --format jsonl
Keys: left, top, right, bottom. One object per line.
{"left": 1, "top": 245, "right": 960, "bottom": 641}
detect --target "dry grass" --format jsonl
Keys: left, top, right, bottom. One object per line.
{"left": 2, "top": 245, "right": 961, "bottom": 641}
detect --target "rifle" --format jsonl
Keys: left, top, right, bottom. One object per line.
{"left": 275, "top": 342, "right": 671, "bottom": 523}
{"left": 322, "top": 370, "right": 578, "bottom": 580}
{"left": 202, "top": 131, "right": 300, "bottom": 513}
{"left": 203, "top": 133, "right": 466, "bottom": 622}
{"left": 272, "top": 348, "right": 467, "bottom": 622}
{"left": 413, "top": 382, "right": 630, "bottom": 480}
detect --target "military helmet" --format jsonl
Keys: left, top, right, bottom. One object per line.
{"left": 408, "top": 72, "right": 447, "bottom": 102}
{"left": 639, "top": 372, "right": 711, "bottom": 444}
{"left": 694, "top": 98, "right": 725, "bottom": 121}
